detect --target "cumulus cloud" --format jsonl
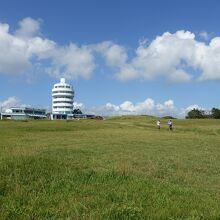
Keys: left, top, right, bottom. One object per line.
{"left": 0, "top": 23, "right": 30, "bottom": 74}
{"left": 0, "top": 19, "right": 56, "bottom": 75}
{"left": 46, "top": 44, "right": 95, "bottom": 80}
{"left": 177, "top": 104, "right": 206, "bottom": 118}
{"left": 113, "top": 30, "right": 220, "bottom": 82}
{"left": 0, "top": 18, "right": 95, "bottom": 80}
{"left": 1, "top": 18, "right": 220, "bottom": 82}
{"left": 94, "top": 41, "right": 128, "bottom": 67}
{"left": 0, "top": 97, "right": 20, "bottom": 110}
{"left": 0, "top": 97, "right": 37, "bottom": 112}
{"left": 184, "top": 104, "right": 204, "bottom": 112}
{"left": 73, "top": 101, "right": 85, "bottom": 110}
{"left": 15, "top": 17, "right": 41, "bottom": 38}
{"left": 91, "top": 98, "right": 179, "bottom": 117}
{"left": 87, "top": 99, "right": 208, "bottom": 119}
{"left": 116, "top": 31, "right": 197, "bottom": 82}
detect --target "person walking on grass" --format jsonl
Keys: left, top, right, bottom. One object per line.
{"left": 168, "top": 119, "right": 173, "bottom": 131}
{"left": 156, "top": 119, "right": 161, "bottom": 130}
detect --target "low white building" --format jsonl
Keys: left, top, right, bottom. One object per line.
{"left": 1, "top": 107, "right": 46, "bottom": 120}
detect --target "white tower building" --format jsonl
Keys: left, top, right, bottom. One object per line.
{"left": 52, "top": 78, "right": 74, "bottom": 119}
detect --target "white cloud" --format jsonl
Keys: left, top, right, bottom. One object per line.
{"left": 114, "top": 30, "right": 220, "bottom": 82}
{"left": 0, "top": 97, "right": 20, "bottom": 110}
{"left": 167, "top": 69, "right": 192, "bottom": 83}
{"left": 15, "top": 17, "right": 41, "bottom": 38}
{"left": 0, "top": 23, "right": 30, "bottom": 74}
{"left": 27, "top": 37, "right": 56, "bottom": 58}
{"left": 94, "top": 41, "right": 127, "bottom": 67}
{"left": 73, "top": 102, "right": 85, "bottom": 110}
{"left": 1, "top": 18, "right": 220, "bottom": 82}
{"left": 91, "top": 98, "right": 179, "bottom": 117}
{"left": 105, "top": 103, "right": 120, "bottom": 111}
{"left": 0, "top": 19, "right": 56, "bottom": 75}
{"left": 0, "top": 18, "right": 95, "bottom": 80}
{"left": 185, "top": 104, "right": 204, "bottom": 112}
{"left": 0, "top": 97, "right": 36, "bottom": 112}
{"left": 120, "top": 101, "right": 135, "bottom": 112}
{"left": 90, "top": 99, "right": 208, "bottom": 119}
{"left": 178, "top": 104, "right": 205, "bottom": 118}
{"left": 115, "top": 64, "right": 139, "bottom": 81}
{"left": 46, "top": 44, "right": 95, "bottom": 80}
{"left": 116, "top": 31, "right": 196, "bottom": 82}
{"left": 198, "top": 37, "right": 220, "bottom": 81}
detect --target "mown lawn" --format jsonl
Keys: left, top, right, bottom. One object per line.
{"left": 0, "top": 116, "right": 220, "bottom": 219}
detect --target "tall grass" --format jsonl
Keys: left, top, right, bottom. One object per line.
{"left": 0, "top": 117, "right": 220, "bottom": 219}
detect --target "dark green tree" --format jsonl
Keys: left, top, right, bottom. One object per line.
{"left": 211, "top": 108, "right": 220, "bottom": 119}
{"left": 73, "top": 108, "right": 82, "bottom": 114}
{"left": 186, "top": 108, "right": 205, "bottom": 119}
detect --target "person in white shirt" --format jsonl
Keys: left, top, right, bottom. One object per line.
{"left": 156, "top": 120, "right": 161, "bottom": 130}
{"left": 168, "top": 119, "right": 173, "bottom": 130}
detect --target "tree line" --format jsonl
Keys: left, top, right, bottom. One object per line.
{"left": 186, "top": 108, "right": 220, "bottom": 119}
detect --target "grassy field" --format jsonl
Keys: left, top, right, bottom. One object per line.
{"left": 1, "top": 116, "right": 220, "bottom": 219}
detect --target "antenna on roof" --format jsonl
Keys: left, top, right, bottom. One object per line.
{"left": 60, "top": 78, "right": 66, "bottom": 83}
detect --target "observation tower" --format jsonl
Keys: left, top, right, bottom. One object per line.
{"left": 51, "top": 78, "right": 74, "bottom": 119}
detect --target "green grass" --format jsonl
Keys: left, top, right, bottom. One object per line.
{"left": 1, "top": 116, "right": 220, "bottom": 219}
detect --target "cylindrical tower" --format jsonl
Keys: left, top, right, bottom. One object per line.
{"left": 52, "top": 78, "right": 74, "bottom": 119}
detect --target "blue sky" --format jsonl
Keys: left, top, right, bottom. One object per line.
{"left": 0, "top": 0, "right": 220, "bottom": 117}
